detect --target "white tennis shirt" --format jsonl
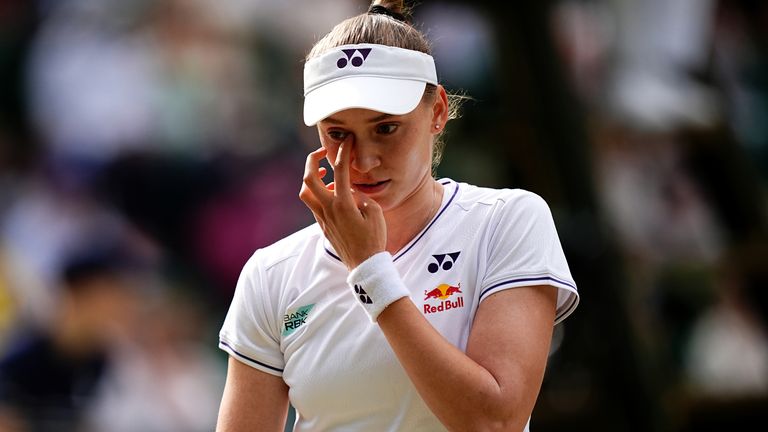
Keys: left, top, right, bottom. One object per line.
{"left": 219, "top": 179, "right": 579, "bottom": 431}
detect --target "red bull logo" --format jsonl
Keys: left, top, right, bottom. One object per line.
{"left": 423, "top": 283, "right": 464, "bottom": 314}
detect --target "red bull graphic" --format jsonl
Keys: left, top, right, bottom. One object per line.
{"left": 423, "top": 283, "right": 464, "bottom": 314}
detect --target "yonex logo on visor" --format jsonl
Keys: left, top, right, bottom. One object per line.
{"left": 303, "top": 43, "right": 438, "bottom": 126}
{"left": 337, "top": 48, "right": 372, "bottom": 68}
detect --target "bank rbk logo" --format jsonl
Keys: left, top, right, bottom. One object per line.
{"left": 282, "top": 303, "right": 315, "bottom": 336}
{"left": 337, "top": 48, "right": 372, "bottom": 68}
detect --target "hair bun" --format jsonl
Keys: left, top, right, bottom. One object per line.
{"left": 368, "top": 4, "right": 407, "bottom": 22}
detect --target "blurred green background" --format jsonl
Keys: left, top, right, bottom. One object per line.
{"left": 0, "top": 0, "right": 766, "bottom": 431}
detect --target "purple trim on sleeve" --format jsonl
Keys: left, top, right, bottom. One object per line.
{"left": 479, "top": 276, "right": 577, "bottom": 300}
{"left": 220, "top": 340, "right": 284, "bottom": 373}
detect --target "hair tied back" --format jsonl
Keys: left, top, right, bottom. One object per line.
{"left": 368, "top": 4, "right": 408, "bottom": 23}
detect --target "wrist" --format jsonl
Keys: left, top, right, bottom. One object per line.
{"left": 347, "top": 252, "right": 410, "bottom": 322}
{"left": 348, "top": 248, "right": 385, "bottom": 270}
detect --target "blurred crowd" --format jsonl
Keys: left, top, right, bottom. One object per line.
{"left": 0, "top": 0, "right": 766, "bottom": 431}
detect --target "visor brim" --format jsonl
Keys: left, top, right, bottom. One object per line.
{"left": 303, "top": 76, "right": 427, "bottom": 126}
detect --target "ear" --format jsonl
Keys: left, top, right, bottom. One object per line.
{"left": 430, "top": 85, "right": 449, "bottom": 135}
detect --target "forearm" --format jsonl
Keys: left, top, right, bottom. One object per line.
{"left": 377, "top": 298, "right": 538, "bottom": 432}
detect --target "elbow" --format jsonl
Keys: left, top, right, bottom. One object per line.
{"left": 435, "top": 382, "right": 536, "bottom": 432}
{"left": 457, "top": 395, "right": 533, "bottom": 432}
{"left": 443, "top": 406, "right": 530, "bottom": 432}
{"left": 457, "top": 418, "right": 528, "bottom": 432}
{"left": 484, "top": 418, "right": 529, "bottom": 432}
{"left": 444, "top": 420, "right": 527, "bottom": 432}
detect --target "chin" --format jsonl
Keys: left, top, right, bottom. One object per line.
{"left": 368, "top": 194, "right": 396, "bottom": 212}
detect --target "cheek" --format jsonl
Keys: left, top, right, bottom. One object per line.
{"left": 387, "top": 135, "right": 431, "bottom": 176}
{"left": 402, "top": 127, "right": 433, "bottom": 162}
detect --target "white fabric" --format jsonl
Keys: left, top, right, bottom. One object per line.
{"left": 303, "top": 43, "right": 437, "bottom": 126}
{"left": 346, "top": 252, "right": 410, "bottom": 322}
{"left": 219, "top": 179, "right": 578, "bottom": 431}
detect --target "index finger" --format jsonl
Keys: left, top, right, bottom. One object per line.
{"left": 333, "top": 135, "right": 353, "bottom": 199}
{"left": 302, "top": 147, "right": 333, "bottom": 205}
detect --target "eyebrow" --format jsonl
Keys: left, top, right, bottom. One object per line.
{"left": 322, "top": 113, "right": 395, "bottom": 125}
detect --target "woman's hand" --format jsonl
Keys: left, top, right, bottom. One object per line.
{"left": 299, "top": 138, "right": 387, "bottom": 270}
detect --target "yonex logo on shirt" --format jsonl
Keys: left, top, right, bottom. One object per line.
{"left": 427, "top": 252, "right": 460, "bottom": 273}
{"left": 337, "top": 48, "right": 372, "bottom": 68}
{"left": 282, "top": 303, "right": 315, "bottom": 336}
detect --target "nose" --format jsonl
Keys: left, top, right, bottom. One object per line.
{"left": 350, "top": 139, "right": 380, "bottom": 173}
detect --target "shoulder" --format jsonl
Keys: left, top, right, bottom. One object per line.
{"left": 231, "top": 223, "right": 325, "bottom": 312}
{"left": 450, "top": 180, "right": 551, "bottom": 218}
{"left": 242, "top": 223, "right": 324, "bottom": 275}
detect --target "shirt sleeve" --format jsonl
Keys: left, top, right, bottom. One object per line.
{"left": 479, "top": 191, "right": 579, "bottom": 324}
{"left": 219, "top": 250, "right": 285, "bottom": 376}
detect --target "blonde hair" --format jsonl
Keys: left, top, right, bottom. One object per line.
{"left": 306, "top": 0, "right": 464, "bottom": 171}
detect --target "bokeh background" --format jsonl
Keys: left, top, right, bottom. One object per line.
{"left": 1, "top": 0, "right": 767, "bottom": 431}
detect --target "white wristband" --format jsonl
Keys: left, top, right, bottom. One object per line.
{"left": 347, "top": 252, "right": 410, "bottom": 322}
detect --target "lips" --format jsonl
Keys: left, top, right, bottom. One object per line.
{"left": 353, "top": 180, "right": 390, "bottom": 194}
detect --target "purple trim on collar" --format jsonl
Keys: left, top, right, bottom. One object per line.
{"left": 325, "top": 247, "right": 341, "bottom": 261}
{"left": 324, "top": 180, "right": 459, "bottom": 263}
{"left": 393, "top": 182, "right": 459, "bottom": 262}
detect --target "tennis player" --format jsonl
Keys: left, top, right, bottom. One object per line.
{"left": 216, "top": 1, "right": 579, "bottom": 431}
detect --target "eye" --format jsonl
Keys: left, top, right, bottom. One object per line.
{"left": 326, "top": 129, "right": 348, "bottom": 141}
{"left": 375, "top": 123, "right": 398, "bottom": 135}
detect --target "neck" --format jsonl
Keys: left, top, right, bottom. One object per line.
{"left": 383, "top": 173, "right": 443, "bottom": 255}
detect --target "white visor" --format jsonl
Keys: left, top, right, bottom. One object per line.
{"left": 303, "top": 43, "right": 438, "bottom": 126}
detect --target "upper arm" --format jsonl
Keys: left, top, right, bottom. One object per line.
{"left": 466, "top": 285, "right": 558, "bottom": 426}
{"left": 219, "top": 251, "right": 286, "bottom": 376}
{"left": 216, "top": 356, "right": 290, "bottom": 432}
{"left": 480, "top": 192, "right": 579, "bottom": 324}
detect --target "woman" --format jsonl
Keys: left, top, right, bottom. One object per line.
{"left": 216, "top": 1, "right": 579, "bottom": 431}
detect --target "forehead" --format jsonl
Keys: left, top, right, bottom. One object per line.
{"left": 321, "top": 109, "right": 393, "bottom": 125}
{"left": 319, "top": 104, "right": 427, "bottom": 126}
